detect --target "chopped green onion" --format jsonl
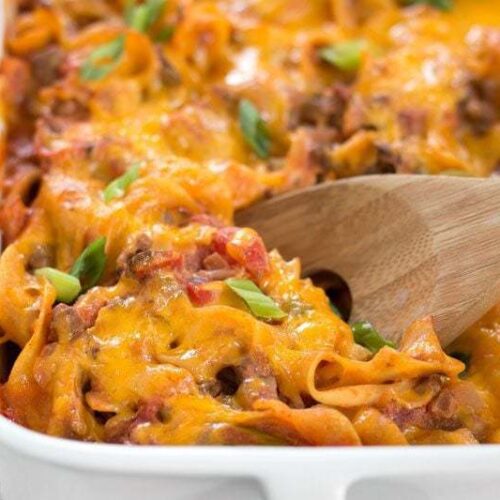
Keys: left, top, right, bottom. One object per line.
{"left": 402, "top": 0, "right": 453, "bottom": 11}
{"left": 328, "top": 299, "right": 342, "bottom": 318}
{"left": 128, "top": 4, "right": 150, "bottom": 32}
{"left": 35, "top": 268, "right": 82, "bottom": 304}
{"left": 80, "top": 35, "right": 126, "bottom": 82}
{"left": 103, "top": 163, "right": 140, "bottom": 202}
{"left": 238, "top": 99, "right": 271, "bottom": 159}
{"left": 70, "top": 237, "right": 107, "bottom": 292}
{"left": 155, "top": 25, "right": 175, "bottom": 42}
{"left": 351, "top": 320, "right": 395, "bottom": 353}
{"left": 319, "top": 39, "right": 366, "bottom": 72}
{"left": 449, "top": 351, "right": 470, "bottom": 379}
{"left": 124, "top": 0, "right": 136, "bottom": 25}
{"left": 225, "top": 278, "right": 286, "bottom": 321}
{"left": 125, "top": 0, "right": 166, "bottom": 33}
{"left": 430, "top": 0, "right": 453, "bottom": 9}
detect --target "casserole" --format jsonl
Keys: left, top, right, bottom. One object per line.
{"left": 0, "top": 0, "right": 500, "bottom": 498}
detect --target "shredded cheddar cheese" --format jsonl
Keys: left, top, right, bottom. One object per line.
{"left": 0, "top": 0, "right": 498, "bottom": 445}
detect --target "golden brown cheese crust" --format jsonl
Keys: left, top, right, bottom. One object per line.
{"left": 0, "top": 0, "right": 498, "bottom": 445}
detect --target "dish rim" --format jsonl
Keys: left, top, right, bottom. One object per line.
{"left": 1, "top": 414, "right": 500, "bottom": 478}
{"left": 1, "top": 3, "right": 500, "bottom": 481}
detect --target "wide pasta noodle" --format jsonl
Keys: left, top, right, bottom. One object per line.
{"left": 2, "top": 281, "right": 55, "bottom": 430}
{"left": 308, "top": 318, "right": 463, "bottom": 408}
{"left": 0, "top": 212, "right": 53, "bottom": 346}
{"left": 6, "top": 8, "right": 60, "bottom": 56}
{"left": 352, "top": 407, "right": 408, "bottom": 445}
{"left": 0, "top": 0, "right": 498, "bottom": 446}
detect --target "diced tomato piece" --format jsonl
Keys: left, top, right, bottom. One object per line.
{"left": 231, "top": 234, "right": 270, "bottom": 280}
{"left": 212, "top": 226, "right": 270, "bottom": 279}
{"left": 186, "top": 281, "right": 215, "bottom": 306}
{"left": 212, "top": 226, "right": 238, "bottom": 257}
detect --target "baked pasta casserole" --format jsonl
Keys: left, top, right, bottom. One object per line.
{"left": 0, "top": 0, "right": 499, "bottom": 446}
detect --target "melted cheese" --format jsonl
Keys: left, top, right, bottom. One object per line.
{"left": 0, "top": 0, "right": 498, "bottom": 445}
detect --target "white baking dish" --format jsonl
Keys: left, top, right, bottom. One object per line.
{"left": 1, "top": 413, "right": 499, "bottom": 500}
{"left": 1, "top": 4, "right": 500, "bottom": 500}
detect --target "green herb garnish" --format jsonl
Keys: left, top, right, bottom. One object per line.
{"left": 401, "top": 0, "right": 453, "bottom": 11}
{"left": 80, "top": 35, "right": 126, "bottom": 82}
{"left": 35, "top": 268, "right": 82, "bottom": 304}
{"left": 319, "top": 39, "right": 366, "bottom": 72}
{"left": 351, "top": 320, "right": 396, "bottom": 353}
{"left": 225, "top": 278, "right": 286, "bottom": 321}
{"left": 70, "top": 237, "right": 107, "bottom": 292}
{"left": 328, "top": 299, "right": 342, "bottom": 318}
{"left": 449, "top": 351, "right": 471, "bottom": 379}
{"left": 125, "top": 0, "right": 166, "bottom": 33}
{"left": 103, "top": 163, "right": 140, "bottom": 202}
{"left": 155, "top": 25, "right": 175, "bottom": 42}
{"left": 238, "top": 99, "right": 271, "bottom": 159}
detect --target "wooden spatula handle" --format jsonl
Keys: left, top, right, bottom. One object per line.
{"left": 236, "top": 175, "right": 500, "bottom": 345}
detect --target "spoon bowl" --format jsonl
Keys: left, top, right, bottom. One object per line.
{"left": 236, "top": 175, "right": 500, "bottom": 346}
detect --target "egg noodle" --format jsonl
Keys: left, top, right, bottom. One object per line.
{"left": 0, "top": 0, "right": 498, "bottom": 445}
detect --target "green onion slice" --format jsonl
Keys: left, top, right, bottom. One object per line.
{"left": 80, "top": 35, "right": 126, "bottom": 82}
{"left": 125, "top": 0, "right": 166, "bottom": 33}
{"left": 225, "top": 278, "right": 286, "bottom": 321}
{"left": 155, "top": 25, "right": 175, "bottom": 42}
{"left": 351, "top": 320, "right": 396, "bottom": 353}
{"left": 70, "top": 237, "right": 107, "bottom": 292}
{"left": 103, "top": 163, "right": 140, "bottom": 202}
{"left": 238, "top": 99, "right": 271, "bottom": 159}
{"left": 328, "top": 300, "right": 342, "bottom": 318}
{"left": 320, "top": 39, "right": 366, "bottom": 72}
{"left": 402, "top": 0, "right": 453, "bottom": 11}
{"left": 35, "top": 268, "right": 82, "bottom": 304}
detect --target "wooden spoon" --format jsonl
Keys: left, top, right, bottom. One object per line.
{"left": 236, "top": 175, "right": 500, "bottom": 346}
